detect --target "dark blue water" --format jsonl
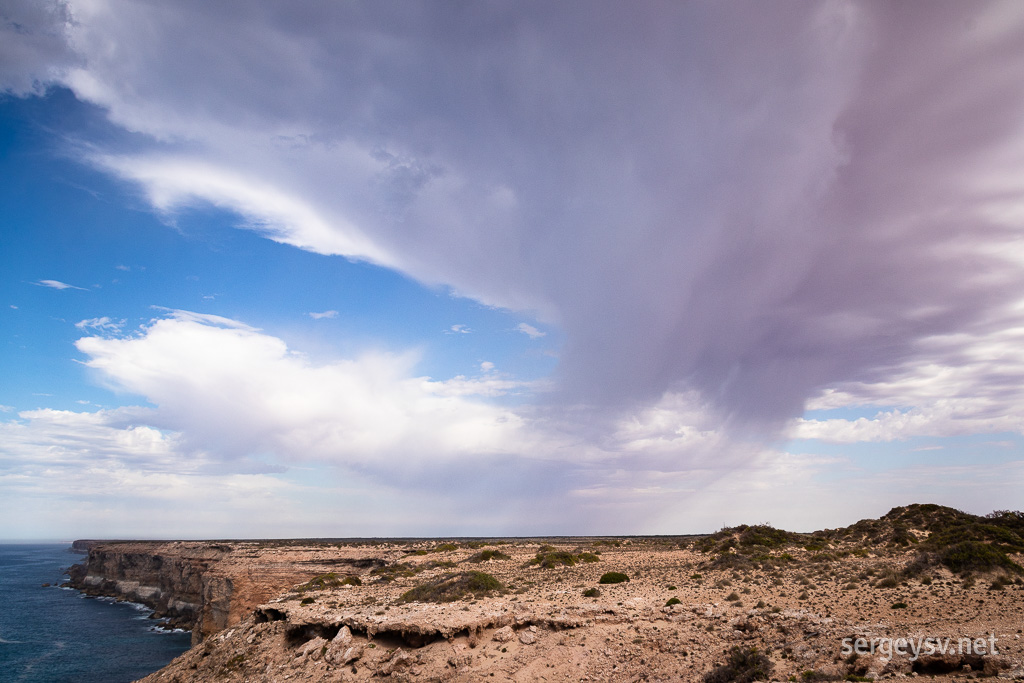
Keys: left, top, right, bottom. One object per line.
{"left": 0, "top": 544, "right": 192, "bottom": 683}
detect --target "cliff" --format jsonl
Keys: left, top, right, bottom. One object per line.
{"left": 67, "top": 541, "right": 399, "bottom": 645}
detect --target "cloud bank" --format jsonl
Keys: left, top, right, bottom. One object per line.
{"left": 7, "top": 2, "right": 1024, "bottom": 429}
{"left": 3, "top": 1, "right": 1024, "bottom": 533}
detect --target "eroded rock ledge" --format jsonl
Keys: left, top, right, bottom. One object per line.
{"left": 67, "top": 541, "right": 400, "bottom": 644}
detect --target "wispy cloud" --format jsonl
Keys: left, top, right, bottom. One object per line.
{"left": 75, "top": 316, "right": 124, "bottom": 332}
{"left": 448, "top": 324, "right": 470, "bottom": 334}
{"left": 308, "top": 310, "right": 338, "bottom": 320}
{"left": 34, "top": 279, "right": 86, "bottom": 291}
{"left": 516, "top": 323, "right": 545, "bottom": 340}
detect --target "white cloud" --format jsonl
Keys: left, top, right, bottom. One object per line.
{"left": 308, "top": 310, "right": 338, "bottom": 320}
{"left": 75, "top": 316, "right": 124, "bottom": 332}
{"left": 95, "top": 154, "right": 394, "bottom": 266}
{"left": 480, "top": 361, "right": 495, "bottom": 373}
{"left": 34, "top": 279, "right": 86, "bottom": 290}
{"left": 448, "top": 324, "right": 470, "bottom": 334}
{"left": 75, "top": 311, "right": 528, "bottom": 466}
{"left": 516, "top": 323, "right": 545, "bottom": 340}
{"left": 0, "top": 0, "right": 78, "bottom": 96}
{"left": 794, "top": 323, "right": 1024, "bottom": 443}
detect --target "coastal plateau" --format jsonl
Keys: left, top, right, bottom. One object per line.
{"left": 67, "top": 504, "right": 1024, "bottom": 681}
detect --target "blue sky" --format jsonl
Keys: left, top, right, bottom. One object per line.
{"left": 2, "top": 1, "right": 1024, "bottom": 539}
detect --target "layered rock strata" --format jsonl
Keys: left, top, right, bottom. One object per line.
{"left": 67, "top": 541, "right": 399, "bottom": 645}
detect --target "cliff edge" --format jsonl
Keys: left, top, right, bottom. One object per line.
{"left": 67, "top": 541, "right": 399, "bottom": 645}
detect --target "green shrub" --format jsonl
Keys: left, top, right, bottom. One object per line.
{"left": 371, "top": 560, "right": 454, "bottom": 583}
{"left": 738, "top": 525, "right": 796, "bottom": 549}
{"left": 666, "top": 597, "right": 681, "bottom": 606}
{"left": 399, "top": 571, "right": 504, "bottom": 603}
{"left": 890, "top": 601, "right": 907, "bottom": 609}
{"left": 577, "top": 552, "right": 601, "bottom": 563}
{"left": 583, "top": 588, "right": 600, "bottom": 597}
{"left": 297, "top": 572, "right": 361, "bottom": 591}
{"left": 598, "top": 572, "right": 629, "bottom": 584}
{"left": 300, "top": 597, "right": 315, "bottom": 605}
{"left": 940, "top": 541, "right": 1022, "bottom": 574}
{"left": 527, "top": 551, "right": 577, "bottom": 568}
{"left": 704, "top": 645, "right": 774, "bottom": 683}
{"left": 433, "top": 543, "right": 459, "bottom": 553}
{"left": 468, "top": 549, "right": 511, "bottom": 563}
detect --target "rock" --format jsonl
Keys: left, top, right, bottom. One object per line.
{"left": 332, "top": 625, "right": 353, "bottom": 648}
{"left": 982, "top": 655, "right": 1014, "bottom": 676}
{"left": 519, "top": 630, "right": 537, "bottom": 645}
{"left": 915, "top": 652, "right": 962, "bottom": 673}
{"left": 297, "top": 636, "right": 327, "bottom": 662}
{"left": 882, "top": 656, "right": 912, "bottom": 676}
{"left": 326, "top": 626, "right": 363, "bottom": 665}
{"left": 492, "top": 626, "right": 515, "bottom": 642}
{"left": 379, "top": 648, "right": 413, "bottom": 675}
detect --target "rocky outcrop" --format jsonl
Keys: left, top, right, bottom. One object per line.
{"left": 67, "top": 541, "right": 399, "bottom": 645}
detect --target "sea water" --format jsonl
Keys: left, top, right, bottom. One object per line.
{"left": 0, "top": 544, "right": 192, "bottom": 683}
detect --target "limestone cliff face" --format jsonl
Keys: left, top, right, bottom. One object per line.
{"left": 68, "top": 542, "right": 231, "bottom": 644}
{"left": 67, "top": 541, "right": 397, "bottom": 646}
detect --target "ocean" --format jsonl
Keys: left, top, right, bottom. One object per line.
{"left": 0, "top": 544, "right": 192, "bottom": 683}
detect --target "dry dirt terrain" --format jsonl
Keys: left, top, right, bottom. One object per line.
{"left": 77, "top": 505, "right": 1024, "bottom": 682}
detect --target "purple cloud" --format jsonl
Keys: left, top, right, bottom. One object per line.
{"left": 6, "top": 0, "right": 1024, "bottom": 438}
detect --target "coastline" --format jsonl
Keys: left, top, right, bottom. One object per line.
{"left": 0, "top": 544, "right": 192, "bottom": 683}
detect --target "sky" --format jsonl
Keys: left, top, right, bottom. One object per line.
{"left": 2, "top": 0, "right": 1024, "bottom": 540}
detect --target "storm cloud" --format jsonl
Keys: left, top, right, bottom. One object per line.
{"left": 6, "top": 0, "right": 1024, "bottom": 436}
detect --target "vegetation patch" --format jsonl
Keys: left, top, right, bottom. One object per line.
{"left": 371, "top": 560, "right": 456, "bottom": 583}
{"left": 399, "top": 571, "right": 505, "bottom": 603}
{"left": 467, "top": 549, "right": 511, "bottom": 563}
{"left": 433, "top": 543, "right": 459, "bottom": 553}
{"left": 297, "top": 572, "right": 361, "bottom": 592}
{"left": 704, "top": 645, "right": 774, "bottom": 683}
{"left": 525, "top": 550, "right": 600, "bottom": 568}
{"left": 598, "top": 571, "right": 630, "bottom": 584}
{"left": 939, "top": 541, "right": 1022, "bottom": 575}
{"left": 665, "top": 597, "right": 681, "bottom": 606}
{"left": 583, "top": 587, "right": 600, "bottom": 597}
{"left": 738, "top": 524, "right": 798, "bottom": 549}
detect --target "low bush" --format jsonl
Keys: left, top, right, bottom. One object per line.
{"left": 297, "top": 572, "right": 361, "bottom": 591}
{"left": 599, "top": 571, "right": 630, "bottom": 584}
{"left": 467, "top": 549, "right": 510, "bottom": 563}
{"left": 704, "top": 645, "right": 774, "bottom": 683}
{"left": 433, "top": 543, "right": 459, "bottom": 553}
{"left": 939, "top": 541, "right": 1022, "bottom": 575}
{"left": 399, "top": 571, "right": 504, "bottom": 603}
